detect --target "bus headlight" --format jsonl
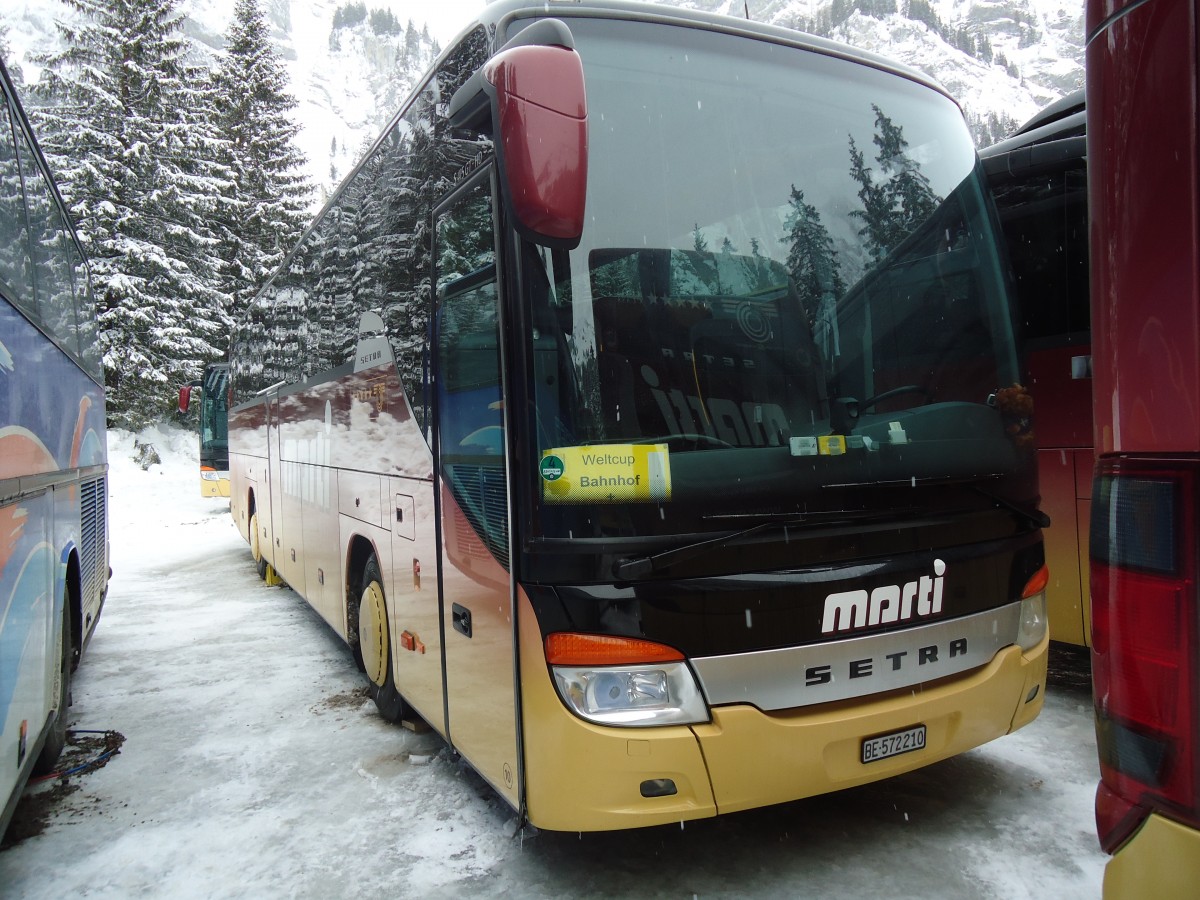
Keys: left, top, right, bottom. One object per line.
{"left": 1017, "top": 593, "right": 1047, "bottom": 651}
{"left": 552, "top": 663, "right": 709, "bottom": 726}
{"left": 545, "top": 632, "right": 710, "bottom": 726}
{"left": 1016, "top": 564, "right": 1049, "bottom": 651}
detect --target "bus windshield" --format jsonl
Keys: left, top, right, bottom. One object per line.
{"left": 199, "top": 363, "right": 229, "bottom": 467}
{"left": 524, "top": 18, "right": 1027, "bottom": 542}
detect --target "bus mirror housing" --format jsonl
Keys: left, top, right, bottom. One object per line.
{"left": 449, "top": 20, "right": 588, "bottom": 249}
{"left": 178, "top": 380, "right": 200, "bottom": 414}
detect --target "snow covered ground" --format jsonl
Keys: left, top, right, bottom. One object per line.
{"left": 0, "top": 425, "right": 1107, "bottom": 898}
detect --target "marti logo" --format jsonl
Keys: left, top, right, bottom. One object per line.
{"left": 821, "top": 560, "right": 947, "bottom": 635}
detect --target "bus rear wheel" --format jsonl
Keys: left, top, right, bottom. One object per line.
{"left": 358, "top": 555, "right": 406, "bottom": 723}
{"left": 33, "top": 586, "right": 72, "bottom": 776}
{"left": 249, "top": 510, "right": 267, "bottom": 580}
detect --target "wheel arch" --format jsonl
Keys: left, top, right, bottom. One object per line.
{"left": 63, "top": 547, "right": 82, "bottom": 669}
{"left": 344, "top": 533, "right": 382, "bottom": 653}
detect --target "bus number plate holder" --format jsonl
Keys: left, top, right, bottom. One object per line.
{"left": 861, "top": 724, "right": 926, "bottom": 764}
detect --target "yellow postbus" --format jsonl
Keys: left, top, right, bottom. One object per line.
{"left": 178, "top": 362, "right": 231, "bottom": 498}
{"left": 227, "top": 0, "right": 1049, "bottom": 831}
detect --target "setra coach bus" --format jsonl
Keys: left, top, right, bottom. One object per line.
{"left": 228, "top": 0, "right": 1049, "bottom": 831}
{"left": 0, "top": 56, "right": 109, "bottom": 839}
{"left": 1086, "top": 0, "right": 1200, "bottom": 894}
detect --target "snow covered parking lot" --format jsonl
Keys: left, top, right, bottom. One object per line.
{"left": 0, "top": 427, "right": 1107, "bottom": 898}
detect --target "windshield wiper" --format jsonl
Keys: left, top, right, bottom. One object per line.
{"left": 819, "top": 474, "right": 1050, "bottom": 531}
{"left": 612, "top": 509, "right": 895, "bottom": 581}
{"left": 973, "top": 485, "right": 1051, "bottom": 529}
{"left": 613, "top": 519, "right": 804, "bottom": 580}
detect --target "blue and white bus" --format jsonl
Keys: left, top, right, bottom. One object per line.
{"left": 0, "top": 56, "right": 109, "bottom": 839}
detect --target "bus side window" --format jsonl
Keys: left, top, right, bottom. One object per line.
{"left": 0, "top": 91, "right": 34, "bottom": 316}
{"left": 15, "top": 125, "right": 80, "bottom": 357}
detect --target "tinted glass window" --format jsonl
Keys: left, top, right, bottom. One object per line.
{"left": 435, "top": 179, "right": 506, "bottom": 563}
{"left": 68, "top": 236, "right": 102, "bottom": 380}
{"left": 0, "top": 94, "right": 34, "bottom": 315}
{"left": 522, "top": 19, "right": 1026, "bottom": 541}
{"left": 991, "top": 166, "right": 1089, "bottom": 346}
{"left": 0, "top": 94, "right": 34, "bottom": 316}
{"left": 16, "top": 126, "right": 80, "bottom": 356}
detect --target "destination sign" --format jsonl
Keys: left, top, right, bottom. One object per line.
{"left": 540, "top": 444, "right": 672, "bottom": 504}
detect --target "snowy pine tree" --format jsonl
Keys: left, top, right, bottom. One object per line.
{"left": 31, "top": 0, "right": 232, "bottom": 429}
{"left": 849, "top": 105, "right": 940, "bottom": 261}
{"left": 210, "top": 0, "right": 311, "bottom": 329}
{"left": 0, "top": 28, "right": 23, "bottom": 85}
{"left": 784, "top": 184, "right": 845, "bottom": 328}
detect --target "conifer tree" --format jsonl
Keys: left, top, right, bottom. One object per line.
{"left": 784, "top": 184, "right": 845, "bottom": 327}
{"left": 0, "top": 28, "right": 23, "bottom": 84}
{"left": 210, "top": 0, "right": 311, "bottom": 327}
{"left": 31, "top": 0, "right": 232, "bottom": 429}
{"left": 848, "top": 105, "right": 939, "bottom": 261}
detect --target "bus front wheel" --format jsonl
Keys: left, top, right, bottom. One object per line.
{"left": 358, "top": 555, "right": 406, "bottom": 723}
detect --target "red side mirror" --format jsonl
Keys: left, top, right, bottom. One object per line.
{"left": 178, "top": 384, "right": 193, "bottom": 414}
{"left": 485, "top": 43, "right": 588, "bottom": 248}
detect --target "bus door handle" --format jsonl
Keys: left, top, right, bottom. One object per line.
{"left": 452, "top": 603, "right": 473, "bottom": 638}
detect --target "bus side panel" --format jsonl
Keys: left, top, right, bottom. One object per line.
{"left": 227, "top": 402, "right": 268, "bottom": 548}
{"left": 1, "top": 300, "right": 106, "bottom": 831}
{"left": 388, "top": 475, "right": 444, "bottom": 735}
{"left": 274, "top": 392, "right": 308, "bottom": 597}
{"left": 1027, "top": 341, "right": 1092, "bottom": 646}
{"left": 273, "top": 384, "right": 339, "bottom": 627}
{"left": 1089, "top": 0, "right": 1200, "bottom": 457}
{"left": 1037, "top": 447, "right": 1087, "bottom": 645}
{"left": 299, "top": 465, "right": 338, "bottom": 632}
{"left": 0, "top": 492, "right": 55, "bottom": 820}
{"left": 439, "top": 484, "right": 518, "bottom": 809}
{"left": 266, "top": 395, "right": 285, "bottom": 581}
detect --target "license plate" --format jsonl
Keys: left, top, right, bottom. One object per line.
{"left": 861, "top": 724, "right": 927, "bottom": 764}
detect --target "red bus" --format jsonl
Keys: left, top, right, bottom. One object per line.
{"left": 1087, "top": 0, "right": 1200, "bottom": 893}
{"left": 229, "top": 0, "right": 1049, "bottom": 831}
{"left": 981, "top": 92, "right": 1091, "bottom": 646}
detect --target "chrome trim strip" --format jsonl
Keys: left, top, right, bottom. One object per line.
{"left": 692, "top": 601, "right": 1023, "bottom": 711}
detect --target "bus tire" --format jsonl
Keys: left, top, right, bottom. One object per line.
{"left": 358, "top": 555, "right": 406, "bottom": 723}
{"left": 249, "top": 510, "right": 267, "bottom": 580}
{"left": 32, "top": 587, "right": 72, "bottom": 776}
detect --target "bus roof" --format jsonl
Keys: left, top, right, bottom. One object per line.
{"left": 465, "top": 0, "right": 954, "bottom": 102}
{"left": 980, "top": 89, "right": 1085, "bottom": 160}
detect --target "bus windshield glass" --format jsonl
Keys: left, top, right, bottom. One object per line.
{"left": 200, "top": 363, "right": 229, "bottom": 464}
{"left": 523, "top": 18, "right": 1027, "bottom": 542}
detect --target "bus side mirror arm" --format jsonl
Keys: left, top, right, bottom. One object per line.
{"left": 448, "top": 19, "right": 588, "bottom": 250}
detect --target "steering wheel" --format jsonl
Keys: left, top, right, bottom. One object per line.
{"left": 860, "top": 384, "right": 931, "bottom": 411}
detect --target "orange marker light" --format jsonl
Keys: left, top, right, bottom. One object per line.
{"left": 1022, "top": 564, "right": 1050, "bottom": 598}
{"left": 545, "top": 633, "right": 685, "bottom": 666}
